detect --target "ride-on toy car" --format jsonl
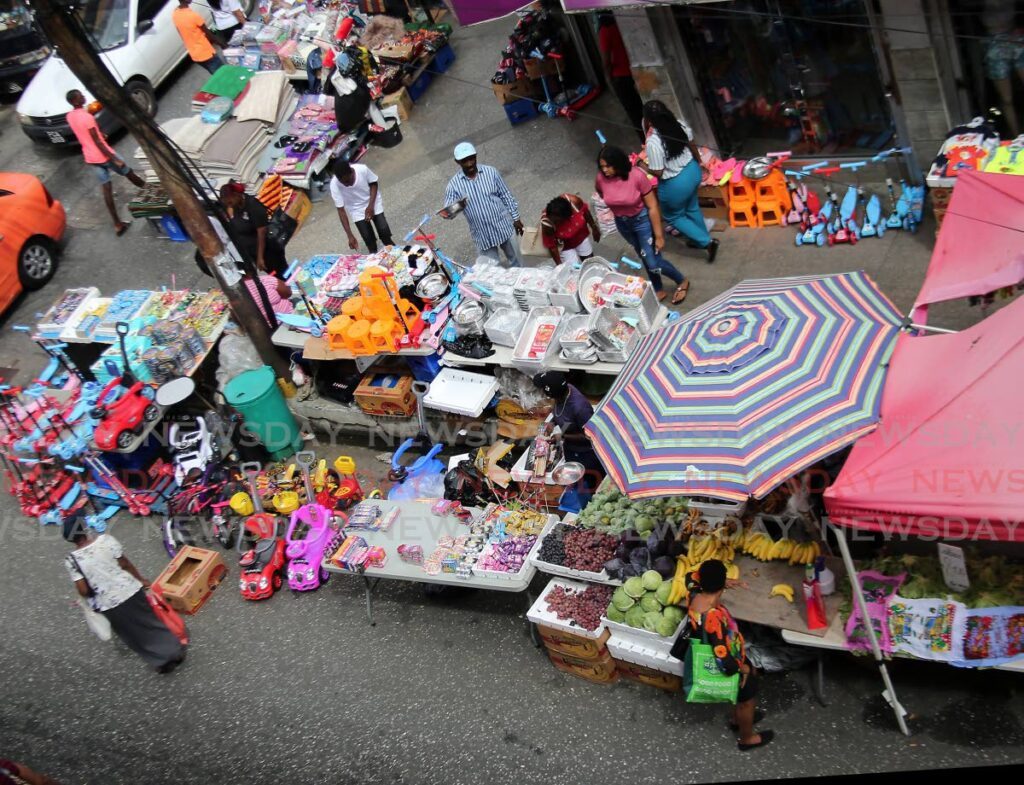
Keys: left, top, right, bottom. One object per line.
{"left": 284, "top": 452, "right": 342, "bottom": 592}
{"left": 237, "top": 462, "right": 285, "bottom": 601}
{"left": 91, "top": 377, "right": 159, "bottom": 450}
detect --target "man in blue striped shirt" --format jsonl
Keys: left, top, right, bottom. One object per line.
{"left": 443, "top": 142, "right": 524, "bottom": 267}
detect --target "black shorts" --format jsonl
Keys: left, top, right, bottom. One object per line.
{"left": 737, "top": 671, "right": 758, "bottom": 703}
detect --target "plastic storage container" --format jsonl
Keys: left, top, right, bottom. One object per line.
{"left": 484, "top": 307, "right": 527, "bottom": 347}
{"left": 224, "top": 366, "right": 302, "bottom": 460}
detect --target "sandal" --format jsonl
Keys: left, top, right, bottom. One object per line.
{"left": 656, "top": 290, "right": 668, "bottom": 302}
{"left": 671, "top": 281, "right": 690, "bottom": 304}
{"left": 115, "top": 222, "right": 130, "bottom": 237}
{"left": 728, "top": 709, "right": 765, "bottom": 732}
{"left": 738, "top": 729, "right": 775, "bottom": 751}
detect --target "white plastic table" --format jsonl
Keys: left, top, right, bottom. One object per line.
{"left": 321, "top": 499, "right": 552, "bottom": 625}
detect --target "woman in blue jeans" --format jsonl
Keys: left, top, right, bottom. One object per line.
{"left": 595, "top": 145, "right": 689, "bottom": 304}
{"left": 638, "top": 100, "right": 719, "bottom": 264}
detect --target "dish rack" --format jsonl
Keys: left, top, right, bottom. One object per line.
{"left": 484, "top": 307, "right": 527, "bottom": 347}
{"left": 549, "top": 263, "right": 582, "bottom": 313}
{"left": 512, "top": 306, "right": 564, "bottom": 373}
{"left": 599, "top": 272, "right": 659, "bottom": 331}
{"left": 588, "top": 307, "right": 639, "bottom": 362}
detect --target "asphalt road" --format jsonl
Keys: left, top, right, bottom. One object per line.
{"left": 1, "top": 19, "right": 1022, "bottom": 785}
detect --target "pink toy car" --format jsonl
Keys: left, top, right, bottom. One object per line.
{"left": 285, "top": 503, "right": 340, "bottom": 591}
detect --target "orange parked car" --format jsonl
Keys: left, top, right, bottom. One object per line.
{"left": 0, "top": 172, "right": 65, "bottom": 313}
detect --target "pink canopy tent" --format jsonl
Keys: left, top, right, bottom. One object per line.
{"left": 825, "top": 294, "right": 1024, "bottom": 542}
{"left": 912, "top": 170, "right": 1024, "bottom": 323}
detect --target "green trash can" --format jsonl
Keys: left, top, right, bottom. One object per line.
{"left": 224, "top": 366, "right": 302, "bottom": 460}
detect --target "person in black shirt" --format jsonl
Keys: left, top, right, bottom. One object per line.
{"left": 219, "top": 183, "right": 287, "bottom": 278}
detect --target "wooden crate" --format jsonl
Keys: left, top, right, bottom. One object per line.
{"left": 539, "top": 625, "right": 610, "bottom": 661}
{"left": 614, "top": 659, "right": 682, "bottom": 692}
{"left": 492, "top": 77, "right": 537, "bottom": 106}
{"left": 547, "top": 648, "right": 619, "bottom": 684}
{"left": 153, "top": 546, "right": 227, "bottom": 615}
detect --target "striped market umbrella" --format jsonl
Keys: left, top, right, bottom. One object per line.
{"left": 584, "top": 272, "right": 903, "bottom": 502}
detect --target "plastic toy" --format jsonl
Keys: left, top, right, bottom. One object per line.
{"left": 794, "top": 199, "right": 831, "bottom": 247}
{"left": 826, "top": 186, "right": 859, "bottom": 246}
{"left": 284, "top": 452, "right": 340, "bottom": 592}
{"left": 860, "top": 191, "right": 885, "bottom": 238}
{"left": 168, "top": 414, "right": 221, "bottom": 486}
{"left": 237, "top": 462, "right": 286, "bottom": 601}
{"left": 91, "top": 377, "right": 160, "bottom": 451}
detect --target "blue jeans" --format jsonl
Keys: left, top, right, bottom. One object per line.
{"left": 614, "top": 208, "right": 684, "bottom": 292}
{"left": 480, "top": 235, "right": 522, "bottom": 267}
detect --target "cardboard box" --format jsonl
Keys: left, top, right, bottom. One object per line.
{"left": 285, "top": 191, "right": 312, "bottom": 230}
{"left": 354, "top": 373, "right": 417, "bottom": 417}
{"left": 492, "top": 77, "right": 536, "bottom": 105}
{"left": 697, "top": 184, "right": 730, "bottom": 225}
{"left": 547, "top": 648, "right": 619, "bottom": 684}
{"left": 524, "top": 57, "right": 558, "bottom": 80}
{"left": 381, "top": 87, "right": 413, "bottom": 121}
{"left": 614, "top": 659, "right": 682, "bottom": 692}
{"left": 153, "top": 546, "right": 227, "bottom": 614}
{"left": 372, "top": 42, "right": 415, "bottom": 61}
{"left": 539, "top": 625, "right": 610, "bottom": 660}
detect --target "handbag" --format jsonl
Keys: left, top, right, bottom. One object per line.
{"left": 683, "top": 620, "right": 740, "bottom": 704}
{"left": 147, "top": 586, "right": 189, "bottom": 647}
{"left": 69, "top": 553, "right": 112, "bottom": 642}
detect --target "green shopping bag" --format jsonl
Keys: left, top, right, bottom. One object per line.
{"left": 683, "top": 627, "right": 740, "bottom": 704}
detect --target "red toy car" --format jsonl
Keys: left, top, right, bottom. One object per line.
{"left": 92, "top": 378, "right": 160, "bottom": 450}
{"left": 237, "top": 514, "right": 286, "bottom": 601}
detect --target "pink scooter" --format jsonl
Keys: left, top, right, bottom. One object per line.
{"left": 285, "top": 452, "right": 343, "bottom": 592}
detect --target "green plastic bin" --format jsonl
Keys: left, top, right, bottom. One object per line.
{"left": 224, "top": 366, "right": 302, "bottom": 460}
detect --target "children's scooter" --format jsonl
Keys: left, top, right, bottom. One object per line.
{"left": 884, "top": 178, "right": 904, "bottom": 230}
{"left": 284, "top": 451, "right": 340, "bottom": 592}
{"left": 860, "top": 190, "right": 885, "bottom": 238}
{"left": 826, "top": 186, "right": 859, "bottom": 246}
{"left": 794, "top": 198, "right": 831, "bottom": 247}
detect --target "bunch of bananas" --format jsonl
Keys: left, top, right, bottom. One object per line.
{"left": 666, "top": 557, "right": 690, "bottom": 605}
{"left": 741, "top": 531, "right": 820, "bottom": 565}
{"left": 770, "top": 583, "right": 795, "bottom": 602}
{"left": 687, "top": 533, "right": 735, "bottom": 565}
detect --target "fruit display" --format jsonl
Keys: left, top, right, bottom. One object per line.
{"left": 602, "top": 525, "right": 682, "bottom": 581}
{"left": 543, "top": 583, "right": 614, "bottom": 631}
{"left": 576, "top": 486, "right": 691, "bottom": 535}
{"left": 741, "top": 530, "right": 820, "bottom": 565}
{"left": 536, "top": 524, "right": 619, "bottom": 573}
{"left": 605, "top": 570, "right": 686, "bottom": 638}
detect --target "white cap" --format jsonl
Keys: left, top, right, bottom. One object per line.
{"left": 453, "top": 142, "right": 476, "bottom": 161}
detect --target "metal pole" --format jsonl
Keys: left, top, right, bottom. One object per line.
{"left": 32, "top": 0, "right": 295, "bottom": 396}
{"left": 829, "top": 519, "right": 911, "bottom": 735}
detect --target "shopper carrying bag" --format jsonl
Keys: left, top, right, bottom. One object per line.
{"left": 684, "top": 559, "right": 774, "bottom": 750}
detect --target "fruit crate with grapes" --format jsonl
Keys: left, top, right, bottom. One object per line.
{"left": 530, "top": 523, "right": 622, "bottom": 585}
{"left": 527, "top": 577, "right": 612, "bottom": 641}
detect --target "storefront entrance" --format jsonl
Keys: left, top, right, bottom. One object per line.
{"left": 673, "top": 0, "right": 895, "bottom": 156}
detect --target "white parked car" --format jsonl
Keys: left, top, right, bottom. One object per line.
{"left": 15, "top": 0, "right": 236, "bottom": 145}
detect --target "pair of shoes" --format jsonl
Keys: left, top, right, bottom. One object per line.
{"left": 706, "top": 238, "right": 720, "bottom": 264}
{"left": 728, "top": 709, "right": 765, "bottom": 731}
{"left": 737, "top": 729, "right": 775, "bottom": 751}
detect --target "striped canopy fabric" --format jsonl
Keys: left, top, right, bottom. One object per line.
{"left": 584, "top": 272, "right": 903, "bottom": 502}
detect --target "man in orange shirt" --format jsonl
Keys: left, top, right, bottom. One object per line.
{"left": 65, "top": 89, "right": 146, "bottom": 236}
{"left": 173, "top": 0, "right": 224, "bottom": 74}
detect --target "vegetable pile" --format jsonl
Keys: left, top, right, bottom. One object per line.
{"left": 602, "top": 526, "right": 683, "bottom": 581}
{"left": 543, "top": 584, "right": 614, "bottom": 631}
{"left": 865, "top": 551, "right": 1024, "bottom": 608}
{"left": 576, "top": 486, "right": 690, "bottom": 535}
{"left": 606, "top": 570, "right": 686, "bottom": 637}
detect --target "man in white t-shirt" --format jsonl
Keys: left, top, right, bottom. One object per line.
{"left": 330, "top": 158, "right": 394, "bottom": 253}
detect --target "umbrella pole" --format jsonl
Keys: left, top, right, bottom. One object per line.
{"left": 830, "top": 520, "right": 911, "bottom": 736}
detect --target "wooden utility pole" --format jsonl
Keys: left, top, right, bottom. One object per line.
{"left": 32, "top": 0, "right": 295, "bottom": 394}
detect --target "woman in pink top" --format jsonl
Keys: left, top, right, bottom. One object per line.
{"left": 244, "top": 270, "right": 294, "bottom": 326}
{"left": 595, "top": 145, "right": 688, "bottom": 303}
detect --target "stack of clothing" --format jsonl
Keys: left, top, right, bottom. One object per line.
{"left": 268, "top": 95, "right": 338, "bottom": 179}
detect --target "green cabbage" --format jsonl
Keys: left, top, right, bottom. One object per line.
{"left": 625, "top": 605, "right": 646, "bottom": 628}
{"left": 654, "top": 580, "right": 673, "bottom": 606}
{"left": 606, "top": 604, "right": 626, "bottom": 623}
{"left": 642, "top": 611, "right": 662, "bottom": 632}
{"left": 662, "top": 605, "right": 685, "bottom": 625}
{"left": 642, "top": 570, "right": 663, "bottom": 591}
{"left": 611, "top": 587, "right": 635, "bottom": 612}
{"left": 640, "top": 594, "right": 663, "bottom": 613}
{"left": 656, "top": 616, "right": 678, "bottom": 637}
{"left": 623, "top": 576, "right": 646, "bottom": 599}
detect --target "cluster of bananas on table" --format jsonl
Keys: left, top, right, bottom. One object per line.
{"left": 741, "top": 530, "right": 820, "bottom": 565}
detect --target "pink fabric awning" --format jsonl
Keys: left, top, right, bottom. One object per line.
{"left": 912, "top": 170, "right": 1024, "bottom": 322}
{"left": 824, "top": 295, "right": 1024, "bottom": 542}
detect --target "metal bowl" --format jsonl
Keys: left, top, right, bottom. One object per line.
{"left": 741, "top": 156, "right": 774, "bottom": 181}
{"left": 552, "top": 462, "right": 585, "bottom": 485}
{"left": 452, "top": 299, "right": 486, "bottom": 334}
{"left": 415, "top": 272, "right": 450, "bottom": 300}
{"left": 438, "top": 197, "right": 468, "bottom": 219}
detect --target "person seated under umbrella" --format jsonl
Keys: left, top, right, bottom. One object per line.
{"left": 533, "top": 371, "right": 606, "bottom": 499}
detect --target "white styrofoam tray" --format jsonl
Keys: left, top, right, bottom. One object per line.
{"left": 530, "top": 523, "right": 622, "bottom": 586}
{"left": 607, "top": 633, "right": 685, "bottom": 676}
{"left": 472, "top": 516, "right": 556, "bottom": 582}
{"left": 600, "top": 612, "right": 685, "bottom": 656}
{"left": 526, "top": 577, "right": 607, "bottom": 638}
{"left": 422, "top": 368, "right": 499, "bottom": 418}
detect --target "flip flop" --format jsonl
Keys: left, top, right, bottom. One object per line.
{"left": 728, "top": 709, "right": 766, "bottom": 732}
{"left": 115, "top": 222, "right": 130, "bottom": 237}
{"left": 738, "top": 729, "right": 775, "bottom": 751}
{"left": 671, "top": 280, "right": 690, "bottom": 304}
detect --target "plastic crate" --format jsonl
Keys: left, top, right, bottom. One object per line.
{"left": 431, "top": 43, "right": 456, "bottom": 73}
{"left": 405, "top": 353, "right": 441, "bottom": 382}
{"left": 407, "top": 69, "right": 433, "bottom": 102}
{"left": 503, "top": 97, "right": 538, "bottom": 126}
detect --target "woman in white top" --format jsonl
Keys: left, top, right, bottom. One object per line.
{"left": 209, "top": 0, "right": 246, "bottom": 45}
{"left": 638, "top": 100, "right": 719, "bottom": 264}
{"left": 64, "top": 517, "right": 185, "bottom": 673}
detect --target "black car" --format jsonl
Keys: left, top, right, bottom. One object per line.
{"left": 0, "top": 0, "right": 49, "bottom": 99}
